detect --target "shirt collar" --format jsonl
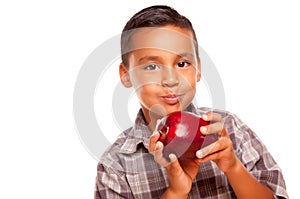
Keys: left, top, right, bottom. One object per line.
{"left": 119, "top": 104, "right": 197, "bottom": 154}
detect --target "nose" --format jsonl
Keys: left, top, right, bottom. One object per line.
{"left": 161, "top": 67, "right": 179, "bottom": 87}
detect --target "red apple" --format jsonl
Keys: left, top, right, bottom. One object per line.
{"left": 157, "top": 111, "right": 219, "bottom": 160}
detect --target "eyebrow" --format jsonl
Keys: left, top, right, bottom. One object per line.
{"left": 138, "top": 53, "right": 195, "bottom": 63}
{"left": 178, "top": 53, "right": 195, "bottom": 60}
{"left": 138, "top": 56, "right": 161, "bottom": 63}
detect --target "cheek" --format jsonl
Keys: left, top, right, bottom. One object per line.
{"left": 179, "top": 71, "right": 198, "bottom": 89}
{"left": 135, "top": 85, "right": 165, "bottom": 112}
{"left": 135, "top": 84, "right": 157, "bottom": 100}
{"left": 130, "top": 70, "right": 161, "bottom": 89}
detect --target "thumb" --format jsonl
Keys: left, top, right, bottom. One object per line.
{"left": 165, "top": 154, "right": 182, "bottom": 174}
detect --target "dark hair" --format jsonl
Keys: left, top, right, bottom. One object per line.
{"left": 121, "top": 5, "right": 199, "bottom": 66}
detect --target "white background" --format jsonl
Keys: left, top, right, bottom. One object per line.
{"left": 1, "top": 0, "right": 299, "bottom": 198}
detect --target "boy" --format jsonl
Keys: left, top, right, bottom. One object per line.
{"left": 95, "top": 5, "right": 288, "bottom": 198}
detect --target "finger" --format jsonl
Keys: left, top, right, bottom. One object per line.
{"left": 149, "top": 130, "right": 160, "bottom": 153}
{"left": 153, "top": 142, "right": 170, "bottom": 167}
{"left": 195, "top": 142, "right": 216, "bottom": 158}
{"left": 200, "top": 122, "right": 224, "bottom": 135}
{"left": 202, "top": 112, "right": 222, "bottom": 122}
{"left": 196, "top": 137, "right": 230, "bottom": 158}
{"left": 198, "top": 144, "right": 233, "bottom": 163}
{"left": 165, "top": 154, "right": 182, "bottom": 174}
{"left": 219, "top": 127, "right": 228, "bottom": 137}
{"left": 198, "top": 150, "right": 224, "bottom": 162}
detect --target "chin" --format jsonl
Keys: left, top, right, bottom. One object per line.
{"left": 142, "top": 100, "right": 192, "bottom": 118}
{"left": 163, "top": 104, "right": 188, "bottom": 116}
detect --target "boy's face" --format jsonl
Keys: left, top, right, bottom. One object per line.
{"left": 120, "top": 25, "right": 200, "bottom": 122}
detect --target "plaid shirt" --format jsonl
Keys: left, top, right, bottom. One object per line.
{"left": 95, "top": 105, "right": 288, "bottom": 198}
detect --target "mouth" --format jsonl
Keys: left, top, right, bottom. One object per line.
{"left": 161, "top": 94, "right": 182, "bottom": 105}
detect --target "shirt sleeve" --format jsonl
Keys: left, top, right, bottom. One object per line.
{"left": 95, "top": 163, "right": 134, "bottom": 199}
{"left": 225, "top": 113, "right": 289, "bottom": 199}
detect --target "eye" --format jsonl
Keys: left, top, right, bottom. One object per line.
{"left": 177, "top": 61, "right": 190, "bottom": 68}
{"left": 144, "top": 64, "right": 160, "bottom": 70}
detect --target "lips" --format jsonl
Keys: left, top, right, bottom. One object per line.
{"left": 162, "top": 94, "right": 181, "bottom": 104}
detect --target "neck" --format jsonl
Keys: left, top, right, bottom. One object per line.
{"left": 141, "top": 107, "right": 166, "bottom": 132}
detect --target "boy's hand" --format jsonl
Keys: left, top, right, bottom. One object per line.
{"left": 149, "top": 132, "right": 202, "bottom": 198}
{"left": 196, "top": 112, "right": 274, "bottom": 198}
{"left": 196, "top": 112, "right": 239, "bottom": 173}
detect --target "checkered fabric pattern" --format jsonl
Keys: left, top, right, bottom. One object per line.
{"left": 95, "top": 104, "right": 288, "bottom": 199}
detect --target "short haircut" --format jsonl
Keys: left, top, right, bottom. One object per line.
{"left": 121, "top": 5, "right": 199, "bottom": 66}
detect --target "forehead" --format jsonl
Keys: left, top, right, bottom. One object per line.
{"left": 126, "top": 26, "right": 196, "bottom": 56}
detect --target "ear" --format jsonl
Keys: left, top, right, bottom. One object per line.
{"left": 119, "top": 63, "right": 132, "bottom": 88}
{"left": 196, "top": 57, "right": 201, "bottom": 82}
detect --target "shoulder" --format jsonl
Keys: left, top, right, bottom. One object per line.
{"left": 98, "top": 127, "right": 133, "bottom": 170}
{"left": 98, "top": 109, "right": 151, "bottom": 172}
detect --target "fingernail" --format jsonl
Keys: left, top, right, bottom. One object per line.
{"left": 155, "top": 142, "right": 162, "bottom": 150}
{"left": 200, "top": 126, "right": 207, "bottom": 133}
{"left": 151, "top": 130, "right": 159, "bottom": 137}
{"left": 169, "top": 153, "right": 177, "bottom": 162}
{"left": 197, "top": 142, "right": 216, "bottom": 158}
{"left": 196, "top": 151, "right": 203, "bottom": 158}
